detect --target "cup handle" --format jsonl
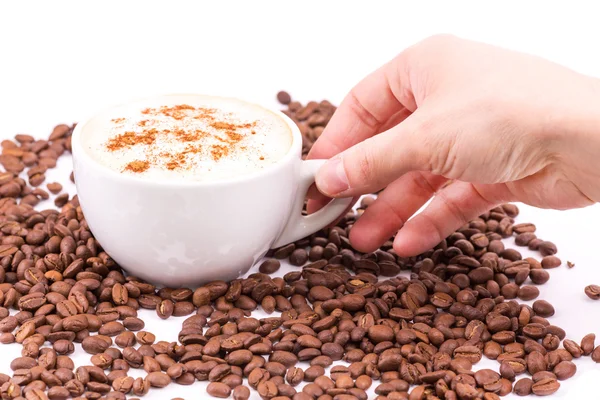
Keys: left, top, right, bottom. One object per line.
{"left": 271, "top": 159, "right": 354, "bottom": 248}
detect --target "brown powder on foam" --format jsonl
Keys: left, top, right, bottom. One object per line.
{"left": 211, "top": 121, "right": 256, "bottom": 131}
{"left": 106, "top": 129, "right": 158, "bottom": 151}
{"left": 123, "top": 160, "right": 150, "bottom": 173}
{"left": 210, "top": 145, "right": 230, "bottom": 161}
{"left": 107, "top": 104, "right": 259, "bottom": 171}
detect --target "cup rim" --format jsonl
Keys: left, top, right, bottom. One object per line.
{"left": 71, "top": 93, "right": 303, "bottom": 187}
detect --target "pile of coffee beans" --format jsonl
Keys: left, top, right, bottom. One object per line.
{"left": 276, "top": 91, "right": 336, "bottom": 158}
{"left": 0, "top": 92, "right": 596, "bottom": 400}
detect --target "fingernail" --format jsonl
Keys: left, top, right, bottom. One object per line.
{"left": 317, "top": 157, "right": 349, "bottom": 195}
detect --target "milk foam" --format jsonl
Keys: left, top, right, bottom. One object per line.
{"left": 81, "top": 95, "right": 293, "bottom": 181}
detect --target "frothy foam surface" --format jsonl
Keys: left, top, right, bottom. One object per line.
{"left": 81, "top": 95, "right": 293, "bottom": 181}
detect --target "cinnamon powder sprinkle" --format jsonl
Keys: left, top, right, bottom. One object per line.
{"left": 108, "top": 104, "right": 258, "bottom": 172}
{"left": 211, "top": 121, "right": 256, "bottom": 130}
{"left": 111, "top": 117, "right": 125, "bottom": 123}
{"left": 210, "top": 145, "right": 230, "bottom": 161}
{"left": 124, "top": 160, "right": 150, "bottom": 173}
{"left": 165, "top": 153, "right": 185, "bottom": 170}
{"left": 106, "top": 129, "right": 158, "bottom": 151}
{"left": 142, "top": 104, "right": 211, "bottom": 120}
{"left": 173, "top": 128, "right": 203, "bottom": 142}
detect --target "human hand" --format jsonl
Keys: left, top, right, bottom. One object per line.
{"left": 307, "top": 34, "right": 600, "bottom": 257}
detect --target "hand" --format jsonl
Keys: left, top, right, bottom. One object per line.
{"left": 307, "top": 34, "right": 600, "bottom": 257}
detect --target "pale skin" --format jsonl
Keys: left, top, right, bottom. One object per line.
{"left": 307, "top": 35, "right": 600, "bottom": 258}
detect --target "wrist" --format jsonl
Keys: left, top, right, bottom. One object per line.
{"left": 545, "top": 74, "right": 600, "bottom": 203}
{"left": 543, "top": 75, "right": 600, "bottom": 152}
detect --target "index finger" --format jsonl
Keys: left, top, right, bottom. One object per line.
{"left": 307, "top": 56, "right": 413, "bottom": 161}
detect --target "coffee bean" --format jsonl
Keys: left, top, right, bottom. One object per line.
{"left": 539, "top": 255, "right": 560, "bottom": 269}
{"left": 123, "top": 347, "right": 143, "bottom": 368}
{"left": 274, "top": 244, "right": 295, "bottom": 259}
{"left": 532, "top": 300, "right": 555, "bottom": 317}
{"left": 146, "top": 371, "right": 171, "bottom": 388}
{"left": 112, "top": 283, "right": 128, "bottom": 305}
{"left": 82, "top": 336, "right": 109, "bottom": 354}
{"left": 123, "top": 317, "right": 145, "bottom": 331}
{"left": 581, "top": 333, "right": 596, "bottom": 355}
{"left": 517, "top": 285, "right": 539, "bottom": 301}
{"left": 513, "top": 378, "right": 533, "bottom": 396}
{"left": 304, "top": 366, "right": 325, "bottom": 382}
{"left": 286, "top": 367, "right": 304, "bottom": 386}
{"left": 259, "top": 259, "right": 281, "bottom": 274}
{"left": 368, "top": 325, "right": 394, "bottom": 343}
{"left": 46, "top": 182, "right": 62, "bottom": 194}
{"left": 553, "top": 361, "right": 576, "bottom": 380}
{"left": 233, "top": 385, "right": 251, "bottom": 400}
{"left": 207, "top": 382, "right": 232, "bottom": 398}
{"left": 277, "top": 91, "right": 292, "bottom": 105}
{"left": 584, "top": 284, "right": 600, "bottom": 300}
{"left": 453, "top": 345, "right": 482, "bottom": 363}
{"left": 531, "top": 378, "right": 560, "bottom": 396}
{"left": 563, "top": 339, "right": 583, "bottom": 358}
{"left": 289, "top": 249, "right": 308, "bottom": 266}
{"left": 226, "top": 349, "right": 253, "bottom": 366}
{"left": 592, "top": 346, "right": 600, "bottom": 363}
{"left": 257, "top": 380, "right": 278, "bottom": 398}
{"left": 53, "top": 339, "right": 74, "bottom": 355}
{"left": 54, "top": 193, "right": 69, "bottom": 207}
{"left": 99, "top": 321, "right": 125, "bottom": 336}
{"left": 112, "top": 376, "right": 134, "bottom": 393}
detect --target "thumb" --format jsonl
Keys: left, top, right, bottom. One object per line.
{"left": 315, "top": 109, "right": 444, "bottom": 197}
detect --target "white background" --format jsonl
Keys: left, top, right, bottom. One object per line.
{"left": 1, "top": 1, "right": 600, "bottom": 398}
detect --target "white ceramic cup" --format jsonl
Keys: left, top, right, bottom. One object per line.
{"left": 71, "top": 94, "right": 353, "bottom": 287}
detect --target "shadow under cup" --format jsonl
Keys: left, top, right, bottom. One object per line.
{"left": 71, "top": 94, "right": 324, "bottom": 287}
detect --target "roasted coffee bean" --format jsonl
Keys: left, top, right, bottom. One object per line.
{"left": 541, "top": 256, "right": 561, "bottom": 269}
{"left": 591, "top": 346, "right": 600, "bottom": 363}
{"left": 563, "top": 339, "right": 583, "bottom": 358}
{"left": 277, "top": 91, "right": 292, "bottom": 105}
{"left": 233, "top": 385, "right": 251, "bottom": 400}
{"left": 259, "top": 259, "right": 281, "bottom": 274}
{"left": 123, "top": 317, "right": 145, "bottom": 331}
{"left": 538, "top": 241, "right": 557, "bottom": 256}
{"left": 145, "top": 371, "right": 171, "bottom": 388}
{"left": 532, "top": 300, "right": 555, "bottom": 317}
{"left": 99, "top": 321, "right": 125, "bottom": 336}
{"left": 82, "top": 336, "right": 110, "bottom": 354}
{"left": 368, "top": 325, "right": 394, "bottom": 343}
{"left": 553, "top": 361, "right": 576, "bottom": 380}
{"left": 513, "top": 378, "right": 533, "bottom": 396}
{"left": 112, "top": 376, "right": 134, "bottom": 394}
{"left": 132, "top": 377, "right": 150, "bottom": 396}
{"left": 584, "top": 284, "right": 600, "bottom": 300}
{"left": 207, "top": 381, "right": 232, "bottom": 398}
{"left": 304, "top": 366, "right": 325, "bottom": 382}
{"left": 290, "top": 249, "right": 308, "bottom": 266}
{"left": 286, "top": 367, "right": 304, "bottom": 386}
{"left": 112, "top": 283, "right": 128, "bottom": 305}
{"left": 581, "top": 333, "right": 595, "bottom": 356}
{"left": 517, "top": 285, "right": 539, "bottom": 301}
{"left": 531, "top": 378, "right": 560, "bottom": 396}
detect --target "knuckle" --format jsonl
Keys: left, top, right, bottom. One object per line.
{"left": 347, "top": 88, "right": 383, "bottom": 130}
{"left": 348, "top": 148, "right": 376, "bottom": 188}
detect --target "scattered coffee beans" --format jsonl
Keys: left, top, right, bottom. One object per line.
{"left": 0, "top": 92, "right": 594, "bottom": 400}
